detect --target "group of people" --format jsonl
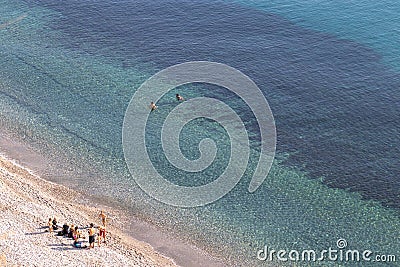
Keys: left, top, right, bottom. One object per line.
{"left": 150, "top": 93, "right": 184, "bottom": 111}
{"left": 47, "top": 210, "right": 108, "bottom": 249}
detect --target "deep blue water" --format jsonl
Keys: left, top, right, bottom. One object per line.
{"left": 1, "top": 0, "right": 399, "bottom": 266}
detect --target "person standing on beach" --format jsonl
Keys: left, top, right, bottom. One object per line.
{"left": 88, "top": 223, "right": 96, "bottom": 249}
{"left": 99, "top": 225, "right": 106, "bottom": 244}
{"left": 73, "top": 226, "right": 79, "bottom": 241}
{"left": 99, "top": 210, "right": 107, "bottom": 227}
{"left": 52, "top": 217, "right": 58, "bottom": 230}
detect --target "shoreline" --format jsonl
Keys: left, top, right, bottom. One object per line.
{"left": 0, "top": 131, "right": 228, "bottom": 267}
{"left": 0, "top": 154, "right": 176, "bottom": 267}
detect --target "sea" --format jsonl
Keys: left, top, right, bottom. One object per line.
{"left": 0, "top": 0, "right": 399, "bottom": 266}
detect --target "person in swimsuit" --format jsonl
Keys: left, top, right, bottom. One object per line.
{"left": 68, "top": 224, "right": 74, "bottom": 238}
{"left": 99, "top": 210, "right": 107, "bottom": 227}
{"left": 48, "top": 218, "right": 53, "bottom": 233}
{"left": 99, "top": 226, "right": 106, "bottom": 244}
{"left": 88, "top": 223, "right": 96, "bottom": 249}
{"left": 176, "top": 94, "right": 184, "bottom": 101}
{"left": 73, "top": 226, "right": 79, "bottom": 241}
{"left": 150, "top": 101, "right": 157, "bottom": 111}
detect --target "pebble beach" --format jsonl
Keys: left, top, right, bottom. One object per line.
{"left": 0, "top": 155, "right": 176, "bottom": 267}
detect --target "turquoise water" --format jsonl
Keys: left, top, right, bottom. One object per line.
{"left": 232, "top": 0, "right": 400, "bottom": 70}
{"left": 1, "top": 0, "right": 399, "bottom": 266}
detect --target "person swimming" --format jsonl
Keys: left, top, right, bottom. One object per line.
{"left": 176, "top": 94, "right": 184, "bottom": 101}
{"left": 150, "top": 101, "right": 157, "bottom": 111}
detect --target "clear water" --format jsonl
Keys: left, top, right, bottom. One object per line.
{"left": 0, "top": 0, "right": 399, "bottom": 266}
{"left": 232, "top": 0, "right": 400, "bottom": 71}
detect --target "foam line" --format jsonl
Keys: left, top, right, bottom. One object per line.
{"left": 0, "top": 13, "right": 28, "bottom": 30}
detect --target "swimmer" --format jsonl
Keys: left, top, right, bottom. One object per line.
{"left": 150, "top": 101, "right": 157, "bottom": 111}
